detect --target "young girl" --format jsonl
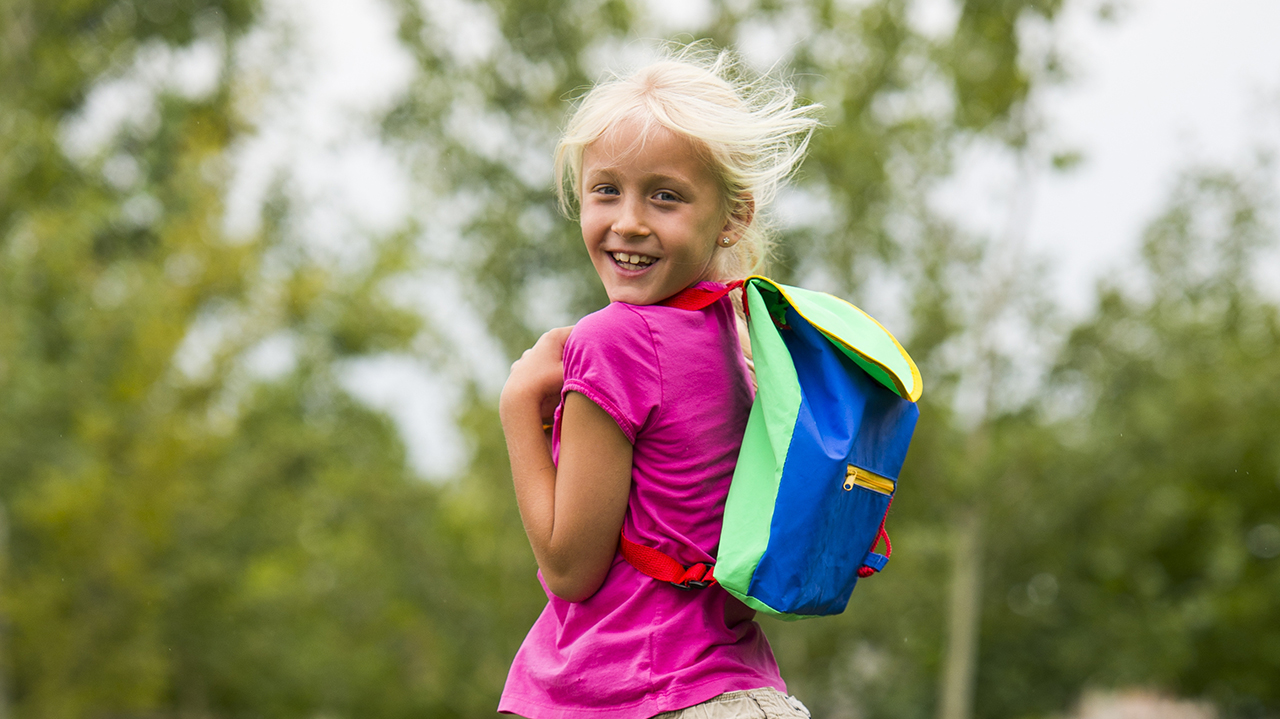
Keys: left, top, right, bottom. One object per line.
{"left": 498, "top": 46, "right": 820, "bottom": 719}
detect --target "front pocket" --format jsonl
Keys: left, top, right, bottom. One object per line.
{"left": 844, "top": 465, "right": 895, "bottom": 495}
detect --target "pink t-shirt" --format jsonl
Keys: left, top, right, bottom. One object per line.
{"left": 498, "top": 285, "right": 786, "bottom": 719}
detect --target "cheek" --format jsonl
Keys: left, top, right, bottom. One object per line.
{"left": 581, "top": 201, "right": 612, "bottom": 228}
{"left": 579, "top": 212, "right": 602, "bottom": 242}
{"left": 696, "top": 214, "right": 727, "bottom": 250}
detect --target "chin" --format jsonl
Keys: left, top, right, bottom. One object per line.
{"left": 604, "top": 286, "right": 658, "bottom": 306}
{"left": 607, "top": 291, "right": 650, "bottom": 305}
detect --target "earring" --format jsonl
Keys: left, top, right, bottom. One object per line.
{"left": 720, "top": 237, "right": 732, "bottom": 246}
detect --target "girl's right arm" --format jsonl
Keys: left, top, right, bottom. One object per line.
{"left": 500, "top": 327, "right": 633, "bottom": 602}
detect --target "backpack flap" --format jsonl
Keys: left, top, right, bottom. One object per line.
{"left": 716, "top": 278, "right": 922, "bottom": 619}
{"left": 750, "top": 278, "right": 922, "bottom": 402}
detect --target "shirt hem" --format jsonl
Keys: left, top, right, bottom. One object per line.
{"left": 498, "top": 675, "right": 787, "bottom": 719}
{"left": 562, "top": 379, "right": 637, "bottom": 444}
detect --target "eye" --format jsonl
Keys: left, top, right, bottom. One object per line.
{"left": 654, "top": 190, "right": 681, "bottom": 203}
{"left": 590, "top": 184, "right": 619, "bottom": 196}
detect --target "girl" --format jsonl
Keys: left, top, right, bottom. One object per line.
{"left": 498, "top": 46, "right": 819, "bottom": 719}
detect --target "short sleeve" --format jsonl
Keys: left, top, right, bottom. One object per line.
{"left": 561, "top": 303, "right": 662, "bottom": 444}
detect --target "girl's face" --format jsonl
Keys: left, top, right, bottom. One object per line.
{"left": 579, "top": 122, "right": 738, "bottom": 305}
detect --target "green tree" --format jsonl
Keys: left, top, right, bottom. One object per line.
{"left": 0, "top": 1, "right": 501, "bottom": 717}
{"left": 975, "top": 165, "right": 1280, "bottom": 718}
{"left": 23, "top": 2, "right": 1273, "bottom": 718}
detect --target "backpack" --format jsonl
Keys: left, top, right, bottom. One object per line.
{"left": 619, "top": 276, "right": 922, "bottom": 619}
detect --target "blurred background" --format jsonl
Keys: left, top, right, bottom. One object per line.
{"left": 2, "top": 0, "right": 1278, "bottom": 717}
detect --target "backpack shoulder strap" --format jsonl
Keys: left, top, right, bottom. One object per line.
{"left": 658, "top": 280, "right": 744, "bottom": 311}
{"left": 619, "top": 531, "right": 716, "bottom": 589}
{"left": 621, "top": 280, "right": 742, "bottom": 591}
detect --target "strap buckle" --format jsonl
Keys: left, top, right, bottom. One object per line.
{"left": 619, "top": 530, "right": 717, "bottom": 590}
{"left": 669, "top": 562, "right": 716, "bottom": 590}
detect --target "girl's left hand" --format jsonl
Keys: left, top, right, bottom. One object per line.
{"left": 501, "top": 326, "right": 574, "bottom": 421}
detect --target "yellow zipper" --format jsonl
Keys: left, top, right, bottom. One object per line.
{"left": 844, "top": 465, "right": 895, "bottom": 495}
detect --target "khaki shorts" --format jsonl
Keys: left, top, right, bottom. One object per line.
{"left": 650, "top": 688, "right": 812, "bottom": 719}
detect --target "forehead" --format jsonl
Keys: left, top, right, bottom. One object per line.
{"left": 581, "top": 121, "right": 716, "bottom": 183}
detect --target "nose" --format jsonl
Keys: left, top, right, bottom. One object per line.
{"left": 611, "top": 196, "right": 650, "bottom": 239}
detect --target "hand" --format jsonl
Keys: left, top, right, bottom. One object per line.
{"left": 502, "top": 326, "right": 574, "bottom": 422}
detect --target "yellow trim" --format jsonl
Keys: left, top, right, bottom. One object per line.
{"left": 844, "top": 465, "right": 896, "bottom": 495}
{"left": 746, "top": 276, "right": 924, "bottom": 402}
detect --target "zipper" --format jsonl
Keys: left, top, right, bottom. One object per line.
{"left": 844, "top": 465, "right": 895, "bottom": 495}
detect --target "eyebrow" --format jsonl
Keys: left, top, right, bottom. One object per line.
{"left": 584, "top": 168, "right": 695, "bottom": 189}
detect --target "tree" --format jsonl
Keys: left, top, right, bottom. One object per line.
{"left": 24, "top": 2, "right": 1272, "bottom": 718}
{"left": 977, "top": 165, "right": 1280, "bottom": 718}
{"left": 0, "top": 1, "right": 498, "bottom": 716}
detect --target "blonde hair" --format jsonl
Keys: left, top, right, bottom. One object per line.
{"left": 554, "top": 44, "right": 820, "bottom": 280}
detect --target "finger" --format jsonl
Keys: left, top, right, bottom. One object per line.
{"left": 539, "top": 326, "right": 573, "bottom": 353}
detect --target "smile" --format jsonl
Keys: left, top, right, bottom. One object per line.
{"left": 610, "top": 251, "right": 657, "bottom": 270}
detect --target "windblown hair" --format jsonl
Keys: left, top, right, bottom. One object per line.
{"left": 554, "top": 43, "right": 821, "bottom": 280}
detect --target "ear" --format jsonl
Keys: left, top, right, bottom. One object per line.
{"left": 718, "top": 194, "right": 755, "bottom": 248}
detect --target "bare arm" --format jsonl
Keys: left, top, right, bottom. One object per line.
{"left": 500, "top": 328, "right": 633, "bottom": 602}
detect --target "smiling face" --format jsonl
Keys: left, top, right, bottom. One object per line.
{"left": 579, "top": 122, "right": 740, "bottom": 306}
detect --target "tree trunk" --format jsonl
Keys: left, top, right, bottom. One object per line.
{"left": 0, "top": 503, "right": 9, "bottom": 719}
{"left": 939, "top": 508, "right": 983, "bottom": 719}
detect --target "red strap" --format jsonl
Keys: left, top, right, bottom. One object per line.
{"left": 658, "top": 280, "right": 744, "bottom": 311}
{"left": 857, "top": 496, "right": 894, "bottom": 578}
{"left": 627, "top": 282, "right": 742, "bottom": 588}
{"left": 620, "top": 531, "right": 716, "bottom": 589}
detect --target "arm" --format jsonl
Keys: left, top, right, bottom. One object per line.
{"left": 500, "top": 328, "right": 634, "bottom": 602}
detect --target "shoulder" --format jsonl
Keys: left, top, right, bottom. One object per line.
{"left": 568, "top": 302, "right": 658, "bottom": 352}
{"left": 563, "top": 304, "right": 663, "bottom": 399}
{"left": 562, "top": 304, "right": 665, "bottom": 440}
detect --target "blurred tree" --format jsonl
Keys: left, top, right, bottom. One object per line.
{"left": 0, "top": 1, "right": 497, "bottom": 717}
{"left": 971, "top": 164, "right": 1280, "bottom": 719}
{"left": 14, "top": 1, "right": 1277, "bottom": 719}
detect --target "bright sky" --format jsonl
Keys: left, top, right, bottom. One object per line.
{"left": 218, "top": 0, "right": 1280, "bottom": 477}
{"left": 1027, "top": 0, "right": 1280, "bottom": 312}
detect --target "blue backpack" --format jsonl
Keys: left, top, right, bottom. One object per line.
{"left": 621, "top": 277, "right": 922, "bottom": 619}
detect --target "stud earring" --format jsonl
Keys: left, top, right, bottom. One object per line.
{"left": 720, "top": 237, "right": 732, "bottom": 246}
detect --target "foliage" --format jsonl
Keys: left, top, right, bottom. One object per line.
{"left": 4, "top": 0, "right": 1279, "bottom": 718}
{"left": 1, "top": 1, "right": 478, "bottom": 717}
{"left": 981, "top": 167, "right": 1280, "bottom": 718}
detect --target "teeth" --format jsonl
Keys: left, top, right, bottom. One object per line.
{"left": 612, "top": 252, "right": 655, "bottom": 267}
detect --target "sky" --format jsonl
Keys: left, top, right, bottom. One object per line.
{"left": 210, "top": 0, "right": 1280, "bottom": 477}
{"left": 222, "top": 0, "right": 1280, "bottom": 306}
{"left": 1021, "top": 0, "right": 1280, "bottom": 312}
